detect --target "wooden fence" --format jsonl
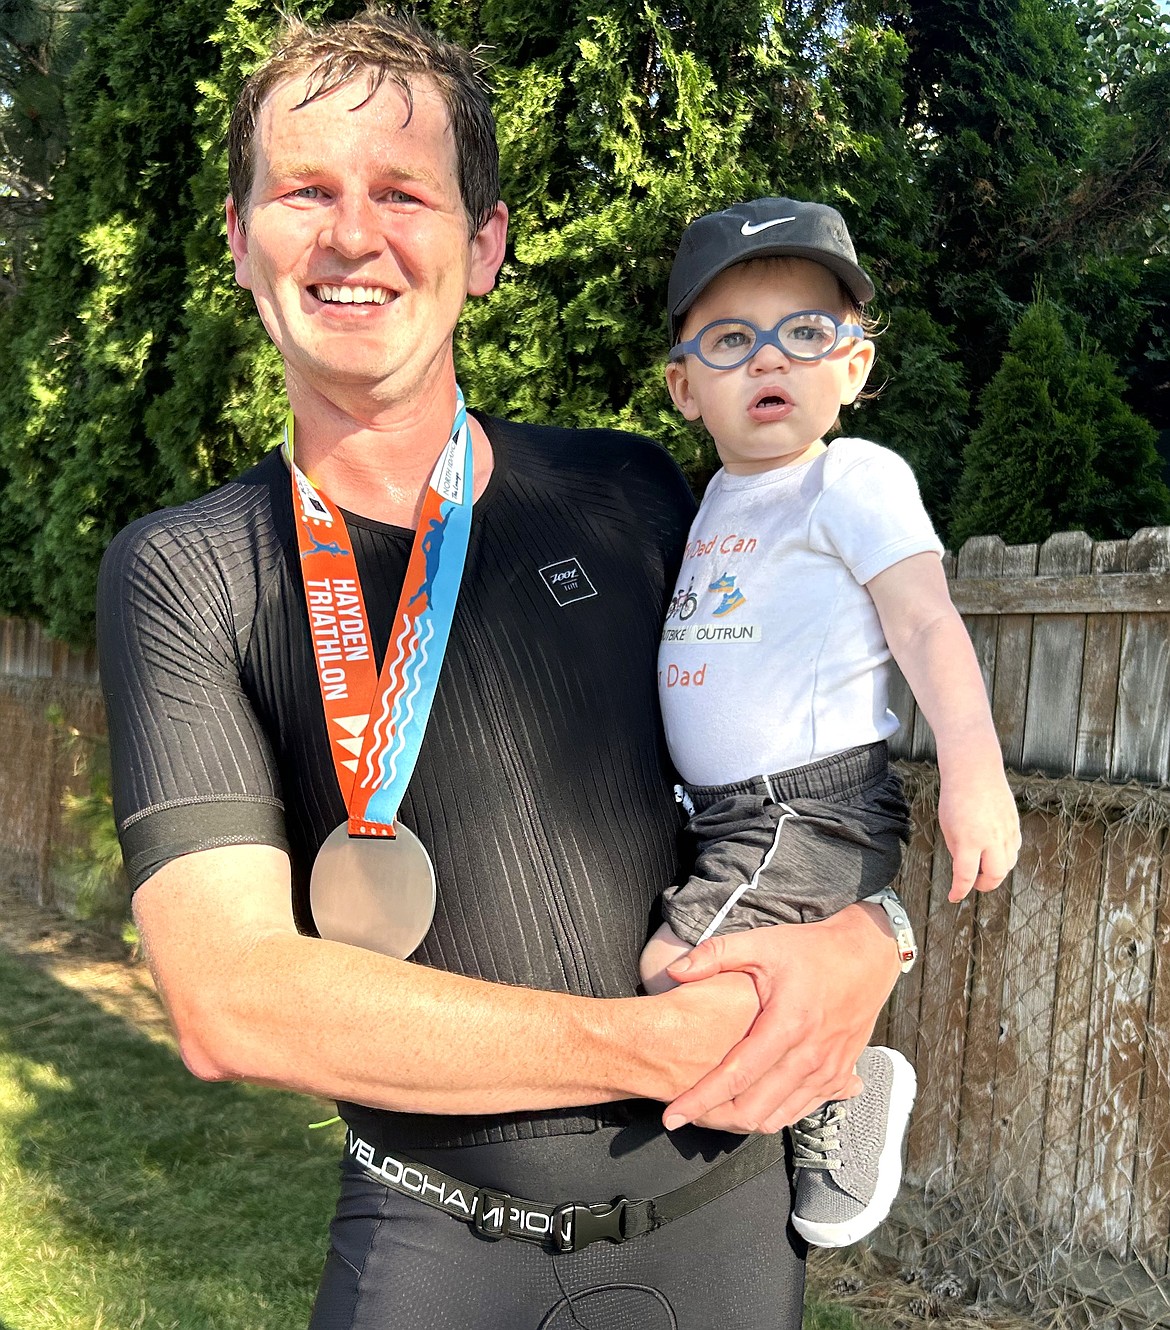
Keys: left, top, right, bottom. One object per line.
{"left": 889, "top": 526, "right": 1170, "bottom": 782}
{"left": 879, "top": 528, "right": 1170, "bottom": 1325}
{"left": 0, "top": 618, "right": 102, "bottom": 907}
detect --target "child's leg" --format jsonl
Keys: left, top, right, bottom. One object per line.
{"left": 639, "top": 920, "right": 696, "bottom": 994}
{"left": 638, "top": 791, "right": 801, "bottom": 994}
{"left": 646, "top": 747, "right": 917, "bottom": 1246}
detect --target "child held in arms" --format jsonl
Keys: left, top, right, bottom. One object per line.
{"left": 641, "top": 198, "right": 1021, "bottom": 1248}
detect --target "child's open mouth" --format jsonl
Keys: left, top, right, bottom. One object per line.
{"left": 748, "top": 388, "right": 794, "bottom": 420}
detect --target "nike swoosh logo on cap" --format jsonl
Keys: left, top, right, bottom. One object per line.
{"left": 740, "top": 216, "right": 796, "bottom": 235}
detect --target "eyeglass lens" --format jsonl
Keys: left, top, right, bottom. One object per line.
{"left": 697, "top": 313, "right": 843, "bottom": 367}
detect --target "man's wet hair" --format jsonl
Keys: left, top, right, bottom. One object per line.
{"left": 228, "top": 8, "right": 499, "bottom": 234}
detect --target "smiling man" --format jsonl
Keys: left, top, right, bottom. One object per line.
{"left": 96, "top": 12, "right": 903, "bottom": 1328}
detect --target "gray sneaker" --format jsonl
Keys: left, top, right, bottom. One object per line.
{"left": 790, "top": 1045, "right": 917, "bottom": 1248}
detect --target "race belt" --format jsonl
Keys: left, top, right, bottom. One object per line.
{"left": 345, "top": 1127, "right": 787, "bottom": 1253}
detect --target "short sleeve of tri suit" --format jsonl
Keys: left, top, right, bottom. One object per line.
{"left": 97, "top": 465, "right": 292, "bottom": 890}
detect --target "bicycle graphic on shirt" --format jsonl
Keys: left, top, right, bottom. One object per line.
{"left": 666, "top": 571, "right": 747, "bottom": 622}
{"left": 666, "top": 577, "right": 698, "bottom": 621}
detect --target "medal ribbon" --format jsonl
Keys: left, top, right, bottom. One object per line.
{"left": 287, "top": 391, "right": 474, "bottom": 838}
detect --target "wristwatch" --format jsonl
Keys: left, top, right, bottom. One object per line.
{"left": 862, "top": 888, "right": 918, "bottom": 973}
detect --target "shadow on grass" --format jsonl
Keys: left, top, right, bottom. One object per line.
{"left": 0, "top": 947, "right": 341, "bottom": 1330}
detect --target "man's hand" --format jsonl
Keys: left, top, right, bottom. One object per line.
{"left": 939, "top": 763, "right": 1020, "bottom": 902}
{"left": 659, "top": 901, "right": 901, "bottom": 1133}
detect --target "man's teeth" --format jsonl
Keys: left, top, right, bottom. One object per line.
{"left": 314, "top": 284, "right": 390, "bottom": 305}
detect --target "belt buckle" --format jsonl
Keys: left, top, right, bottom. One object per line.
{"left": 473, "top": 1188, "right": 511, "bottom": 1240}
{"left": 553, "top": 1198, "right": 628, "bottom": 1253}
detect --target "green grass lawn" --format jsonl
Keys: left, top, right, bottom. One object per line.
{"left": 0, "top": 946, "right": 339, "bottom": 1329}
{"left": 0, "top": 944, "right": 864, "bottom": 1329}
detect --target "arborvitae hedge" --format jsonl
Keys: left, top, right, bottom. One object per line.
{"left": 0, "top": 0, "right": 1167, "bottom": 643}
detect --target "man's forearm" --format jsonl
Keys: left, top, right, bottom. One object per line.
{"left": 136, "top": 846, "right": 759, "bottom": 1114}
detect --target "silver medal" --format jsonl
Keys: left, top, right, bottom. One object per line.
{"left": 310, "top": 822, "right": 436, "bottom": 959}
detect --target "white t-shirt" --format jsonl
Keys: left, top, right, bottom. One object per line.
{"left": 658, "top": 438, "right": 943, "bottom": 786}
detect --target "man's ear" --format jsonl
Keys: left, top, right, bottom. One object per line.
{"left": 665, "top": 359, "right": 702, "bottom": 421}
{"left": 466, "top": 202, "right": 509, "bottom": 297}
{"left": 225, "top": 195, "right": 253, "bottom": 291}
{"left": 840, "top": 338, "right": 876, "bottom": 405}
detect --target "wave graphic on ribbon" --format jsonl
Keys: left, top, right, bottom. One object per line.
{"left": 361, "top": 611, "right": 414, "bottom": 787}
{"left": 362, "top": 617, "right": 435, "bottom": 826}
{"left": 360, "top": 499, "right": 454, "bottom": 799}
{"left": 360, "top": 612, "right": 418, "bottom": 792}
{"left": 377, "top": 617, "right": 436, "bottom": 790}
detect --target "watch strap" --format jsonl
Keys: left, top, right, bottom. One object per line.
{"left": 863, "top": 888, "right": 917, "bottom": 972}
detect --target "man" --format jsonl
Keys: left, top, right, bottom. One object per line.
{"left": 97, "top": 13, "right": 903, "bottom": 1328}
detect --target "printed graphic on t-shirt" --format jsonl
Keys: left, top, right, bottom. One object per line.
{"left": 659, "top": 536, "right": 763, "bottom": 688}
{"left": 662, "top": 570, "right": 762, "bottom": 646}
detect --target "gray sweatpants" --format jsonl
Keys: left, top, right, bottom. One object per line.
{"left": 662, "top": 742, "right": 910, "bottom": 947}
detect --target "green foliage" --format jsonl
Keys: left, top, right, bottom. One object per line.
{"left": 59, "top": 746, "right": 129, "bottom": 931}
{"left": 0, "top": 0, "right": 237, "bottom": 640}
{"left": 950, "top": 299, "right": 1170, "bottom": 545}
{"left": 0, "top": 0, "right": 1169, "bottom": 645}
{"left": 860, "top": 307, "right": 970, "bottom": 532}
{"left": 901, "top": 0, "right": 1092, "bottom": 260}
{"left": 802, "top": 1297, "right": 865, "bottom": 1330}
{"left": 43, "top": 704, "right": 129, "bottom": 929}
{"left": 0, "top": 0, "right": 87, "bottom": 298}
{"left": 1078, "top": 0, "right": 1170, "bottom": 102}
{"left": 1126, "top": 255, "right": 1170, "bottom": 429}
{"left": 893, "top": 0, "right": 1092, "bottom": 393}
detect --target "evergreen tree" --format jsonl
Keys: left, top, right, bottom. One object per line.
{"left": 950, "top": 300, "right": 1170, "bottom": 546}
{"left": 0, "top": 0, "right": 223, "bottom": 640}
{"left": 0, "top": 0, "right": 87, "bottom": 299}
{"left": 1029, "top": 6, "right": 1170, "bottom": 428}
{"left": 889, "top": 0, "right": 1096, "bottom": 381}
{"left": 859, "top": 306, "right": 970, "bottom": 532}
{"left": 1079, "top": 332, "right": 1170, "bottom": 536}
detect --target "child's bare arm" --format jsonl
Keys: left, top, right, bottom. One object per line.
{"left": 866, "top": 553, "right": 1021, "bottom": 902}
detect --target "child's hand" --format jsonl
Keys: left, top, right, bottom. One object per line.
{"left": 938, "top": 765, "right": 1021, "bottom": 903}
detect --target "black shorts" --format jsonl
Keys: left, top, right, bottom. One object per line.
{"left": 309, "top": 1119, "right": 806, "bottom": 1329}
{"left": 663, "top": 742, "right": 910, "bottom": 946}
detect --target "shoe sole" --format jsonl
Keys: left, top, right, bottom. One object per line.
{"left": 791, "top": 1046, "right": 918, "bottom": 1248}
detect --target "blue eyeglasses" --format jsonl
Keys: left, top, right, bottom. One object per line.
{"left": 669, "top": 310, "right": 866, "bottom": 370}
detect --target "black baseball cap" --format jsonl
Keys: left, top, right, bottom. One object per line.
{"left": 667, "top": 197, "right": 875, "bottom": 340}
